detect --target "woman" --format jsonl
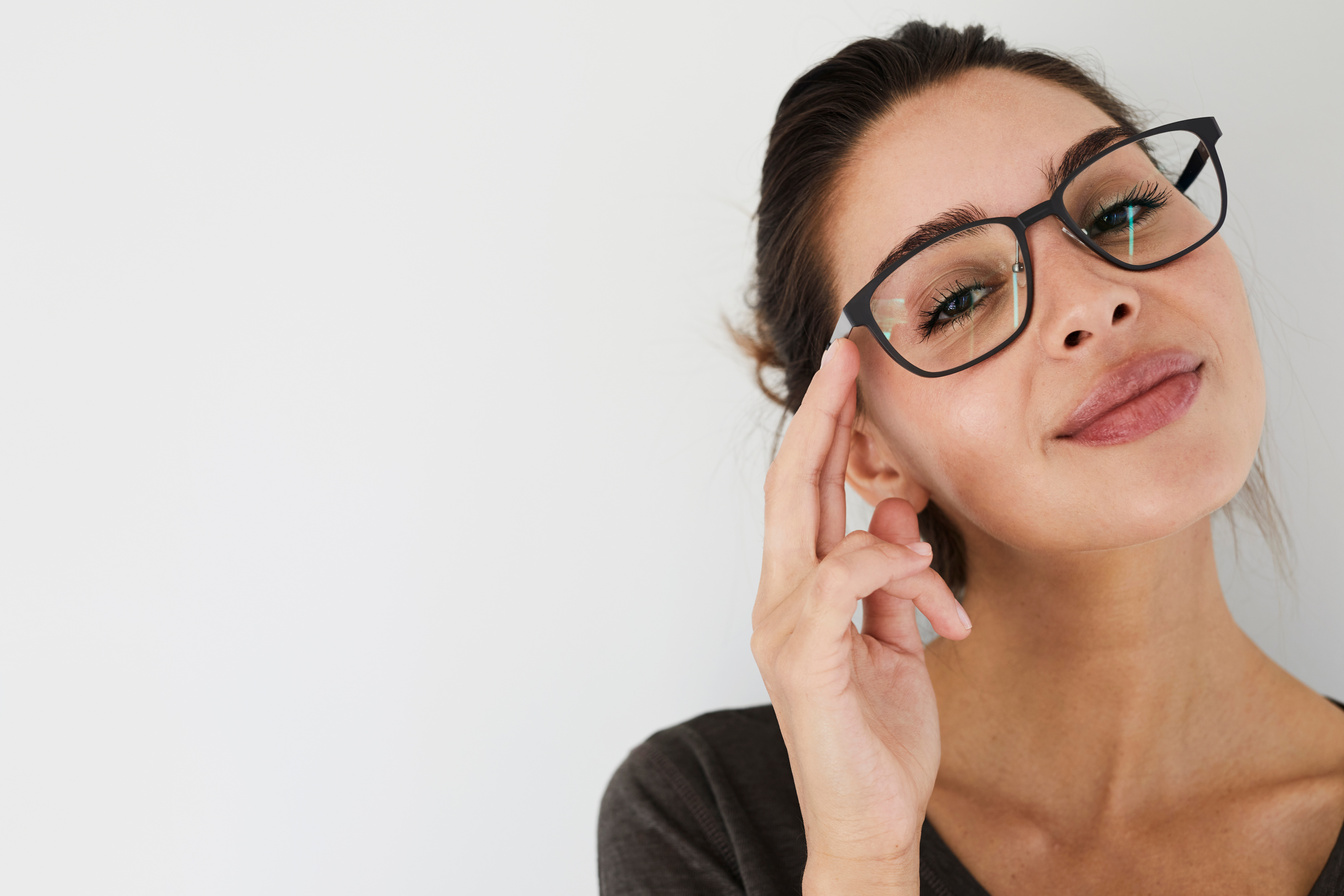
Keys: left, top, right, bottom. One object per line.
{"left": 598, "top": 22, "right": 1344, "bottom": 895}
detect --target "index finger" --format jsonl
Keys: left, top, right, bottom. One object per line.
{"left": 763, "top": 337, "right": 859, "bottom": 566}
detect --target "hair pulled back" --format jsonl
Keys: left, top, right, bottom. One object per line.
{"left": 732, "top": 21, "right": 1288, "bottom": 593}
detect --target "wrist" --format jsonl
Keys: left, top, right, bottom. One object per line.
{"left": 801, "top": 850, "right": 920, "bottom": 896}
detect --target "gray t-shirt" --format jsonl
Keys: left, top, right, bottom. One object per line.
{"left": 598, "top": 698, "right": 1344, "bottom": 895}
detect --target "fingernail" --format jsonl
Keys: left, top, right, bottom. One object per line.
{"left": 820, "top": 341, "right": 840, "bottom": 369}
{"left": 909, "top": 541, "right": 933, "bottom": 556}
{"left": 955, "top": 601, "right": 972, "bottom": 631}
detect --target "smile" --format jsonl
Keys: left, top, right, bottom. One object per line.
{"left": 1057, "top": 351, "right": 1203, "bottom": 447}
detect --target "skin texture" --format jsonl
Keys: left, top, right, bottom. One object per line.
{"left": 811, "top": 69, "right": 1344, "bottom": 894}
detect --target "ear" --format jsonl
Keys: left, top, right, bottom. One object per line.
{"left": 846, "top": 416, "right": 931, "bottom": 513}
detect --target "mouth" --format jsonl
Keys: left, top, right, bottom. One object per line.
{"left": 1056, "top": 350, "right": 1203, "bottom": 447}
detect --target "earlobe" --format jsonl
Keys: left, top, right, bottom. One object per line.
{"left": 845, "top": 420, "right": 931, "bottom": 513}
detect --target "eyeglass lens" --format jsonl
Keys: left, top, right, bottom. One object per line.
{"left": 869, "top": 128, "right": 1223, "bottom": 374}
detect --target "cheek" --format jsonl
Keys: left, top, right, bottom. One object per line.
{"left": 950, "top": 392, "right": 1016, "bottom": 444}
{"left": 931, "top": 393, "right": 1025, "bottom": 498}
{"left": 1230, "top": 314, "right": 1266, "bottom": 443}
{"left": 1221, "top": 297, "right": 1266, "bottom": 484}
{"left": 862, "top": 357, "right": 1032, "bottom": 503}
{"left": 1184, "top": 247, "right": 1266, "bottom": 447}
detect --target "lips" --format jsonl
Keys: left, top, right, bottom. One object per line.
{"left": 1057, "top": 350, "right": 1203, "bottom": 447}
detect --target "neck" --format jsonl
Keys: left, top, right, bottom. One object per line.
{"left": 926, "top": 515, "right": 1293, "bottom": 829}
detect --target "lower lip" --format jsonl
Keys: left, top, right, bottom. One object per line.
{"left": 1064, "top": 370, "right": 1202, "bottom": 447}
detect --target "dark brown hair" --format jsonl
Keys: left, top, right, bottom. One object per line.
{"left": 730, "top": 21, "right": 1290, "bottom": 592}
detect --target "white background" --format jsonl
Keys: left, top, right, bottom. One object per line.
{"left": 0, "top": 1, "right": 1340, "bottom": 893}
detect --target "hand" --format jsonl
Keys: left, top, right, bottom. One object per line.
{"left": 749, "top": 337, "right": 972, "bottom": 881}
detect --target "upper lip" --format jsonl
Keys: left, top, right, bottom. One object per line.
{"left": 1057, "top": 349, "right": 1203, "bottom": 438}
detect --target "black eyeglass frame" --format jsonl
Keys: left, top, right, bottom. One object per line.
{"left": 826, "top": 116, "right": 1227, "bottom": 377}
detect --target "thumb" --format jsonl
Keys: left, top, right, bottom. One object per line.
{"left": 870, "top": 496, "right": 923, "bottom": 546}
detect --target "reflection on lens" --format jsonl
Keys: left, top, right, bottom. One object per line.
{"left": 1063, "top": 129, "right": 1222, "bottom": 266}
{"left": 868, "top": 223, "right": 1028, "bottom": 373}
{"left": 861, "top": 126, "right": 1222, "bottom": 376}
{"left": 872, "top": 295, "right": 906, "bottom": 342}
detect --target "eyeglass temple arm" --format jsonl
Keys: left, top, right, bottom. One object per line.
{"left": 827, "top": 311, "right": 854, "bottom": 349}
{"left": 1174, "top": 143, "right": 1210, "bottom": 193}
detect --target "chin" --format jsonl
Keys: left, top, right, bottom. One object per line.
{"left": 1060, "top": 380, "right": 1266, "bottom": 552}
{"left": 1110, "top": 445, "right": 1260, "bottom": 550}
{"left": 951, "top": 437, "right": 1261, "bottom": 556}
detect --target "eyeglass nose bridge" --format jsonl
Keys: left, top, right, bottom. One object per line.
{"left": 1013, "top": 196, "right": 1097, "bottom": 260}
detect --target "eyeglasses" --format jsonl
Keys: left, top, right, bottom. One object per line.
{"left": 826, "top": 116, "right": 1227, "bottom": 376}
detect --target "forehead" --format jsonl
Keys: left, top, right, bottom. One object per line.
{"left": 827, "top": 68, "right": 1121, "bottom": 299}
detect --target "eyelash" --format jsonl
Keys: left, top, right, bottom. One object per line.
{"left": 918, "top": 279, "right": 989, "bottom": 340}
{"left": 1088, "top": 182, "right": 1171, "bottom": 231}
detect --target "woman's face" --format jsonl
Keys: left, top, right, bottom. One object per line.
{"left": 828, "top": 68, "right": 1265, "bottom": 557}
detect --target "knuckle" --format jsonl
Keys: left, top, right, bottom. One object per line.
{"left": 907, "top": 570, "right": 951, "bottom": 606}
{"left": 841, "top": 530, "right": 878, "bottom": 550}
{"left": 875, "top": 541, "right": 909, "bottom": 565}
{"left": 801, "top": 463, "right": 823, "bottom": 489}
{"left": 909, "top": 564, "right": 947, "bottom": 592}
{"left": 818, "top": 463, "right": 846, "bottom": 489}
{"left": 749, "top": 627, "right": 768, "bottom": 660}
{"left": 902, "top": 580, "right": 932, "bottom": 604}
{"left": 749, "top": 605, "right": 776, "bottom": 641}
{"left": 811, "top": 557, "right": 850, "bottom": 602}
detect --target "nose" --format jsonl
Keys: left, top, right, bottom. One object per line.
{"left": 1030, "top": 225, "right": 1141, "bottom": 358}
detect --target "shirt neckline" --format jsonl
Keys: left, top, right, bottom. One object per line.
{"left": 920, "top": 695, "right": 1344, "bottom": 895}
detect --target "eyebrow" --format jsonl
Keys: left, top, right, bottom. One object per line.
{"left": 1044, "top": 124, "right": 1136, "bottom": 192}
{"left": 869, "top": 204, "right": 988, "bottom": 278}
{"left": 869, "top": 124, "right": 1138, "bottom": 279}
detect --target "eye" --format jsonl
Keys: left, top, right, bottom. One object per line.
{"left": 920, "top": 281, "right": 992, "bottom": 338}
{"left": 1085, "top": 183, "right": 1170, "bottom": 237}
{"left": 1092, "top": 205, "right": 1138, "bottom": 233}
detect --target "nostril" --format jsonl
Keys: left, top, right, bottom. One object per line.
{"left": 1113, "top": 303, "right": 1130, "bottom": 322}
{"left": 1065, "top": 330, "right": 1084, "bottom": 347}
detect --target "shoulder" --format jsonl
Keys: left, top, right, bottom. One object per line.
{"left": 598, "top": 704, "right": 805, "bottom": 893}
{"left": 638, "top": 704, "right": 786, "bottom": 761}
{"left": 603, "top": 704, "right": 791, "bottom": 808}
